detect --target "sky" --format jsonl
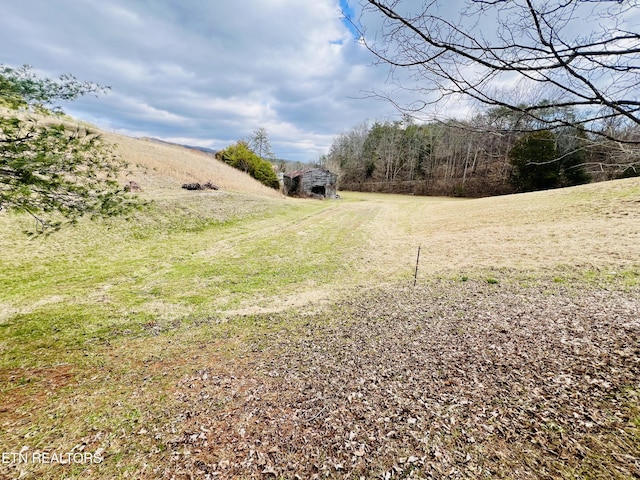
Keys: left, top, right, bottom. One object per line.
{"left": 4, "top": 1, "right": 635, "bottom": 162}
{"left": 0, "top": 0, "right": 409, "bottom": 162}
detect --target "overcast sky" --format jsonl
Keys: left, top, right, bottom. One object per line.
{"left": 0, "top": 0, "right": 414, "bottom": 162}
{"left": 5, "top": 1, "right": 633, "bottom": 162}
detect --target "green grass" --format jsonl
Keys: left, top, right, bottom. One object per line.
{"left": 0, "top": 193, "right": 370, "bottom": 370}
{"left": 3, "top": 180, "right": 640, "bottom": 370}
{"left": 0, "top": 190, "right": 373, "bottom": 478}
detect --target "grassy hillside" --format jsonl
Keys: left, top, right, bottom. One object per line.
{"left": 0, "top": 135, "right": 638, "bottom": 479}
{"left": 105, "top": 133, "right": 282, "bottom": 198}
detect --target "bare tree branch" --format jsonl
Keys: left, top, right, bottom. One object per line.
{"left": 359, "top": 0, "right": 640, "bottom": 142}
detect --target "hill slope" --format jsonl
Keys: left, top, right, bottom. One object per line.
{"left": 105, "top": 133, "right": 282, "bottom": 198}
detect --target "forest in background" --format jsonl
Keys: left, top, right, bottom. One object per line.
{"left": 325, "top": 106, "right": 640, "bottom": 197}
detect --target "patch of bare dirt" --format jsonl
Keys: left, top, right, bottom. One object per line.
{"left": 0, "top": 365, "right": 76, "bottom": 417}
{"left": 156, "top": 280, "right": 640, "bottom": 479}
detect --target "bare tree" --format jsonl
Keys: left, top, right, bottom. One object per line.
{"left": 358, "top": 0, "right": 640, "bottom": 142}
{"left": 248, "top": 127, "right": 275, "bottom": 160}
{"left": 326, "top": 121, "right": 371, "bottom": 183}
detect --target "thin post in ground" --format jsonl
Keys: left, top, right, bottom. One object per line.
{"left": 414, "top": 246, "right": 421, "bottom": 287}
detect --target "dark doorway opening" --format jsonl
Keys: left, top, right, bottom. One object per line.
{"left": 311, "top": 185, "right": 326, "bottom": 196}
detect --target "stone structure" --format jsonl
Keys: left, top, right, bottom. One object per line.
{"left": 282, "top": 168, "right": 338, "bottom": 198}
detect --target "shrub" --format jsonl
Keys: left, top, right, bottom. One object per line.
{"left": 215, "top": 141, "right": 280, "bottom": 189}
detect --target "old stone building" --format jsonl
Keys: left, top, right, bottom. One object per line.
{"left": 282, "top": 168, "right": 338, "bottom": 198}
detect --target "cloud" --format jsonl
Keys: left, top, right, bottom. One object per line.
{"left": 0, "top": 1, "right": 419, "bottom": 161}
{"left": 11, "top": 0, "right": 628, "bottom": 161}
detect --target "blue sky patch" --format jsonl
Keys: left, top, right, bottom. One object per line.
{"left": 339, "top": 0, "right": 359, "bottom": 38}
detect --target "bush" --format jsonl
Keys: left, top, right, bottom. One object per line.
{"left": 215, "top": 141, "right": 280, "bottom": 189}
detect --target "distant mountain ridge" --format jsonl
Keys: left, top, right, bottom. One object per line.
{"left": 141, "top": 137, "right": 218, "bottom": 155}
{"left": 140, "top": 137, "right": 316, "bottom": 171}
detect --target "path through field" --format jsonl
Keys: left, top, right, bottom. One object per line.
{"left": 216, "top": 183, "right": 640, "bottom": 315}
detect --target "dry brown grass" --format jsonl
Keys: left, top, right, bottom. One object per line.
{"left": 105, "top": 134, "right": 282, "bottom": 199}
{"left": 350, "top": 177, "right": 640, "bottom": 284}
{"left": 0, "top": 107, "right": 282, "bottom": 199}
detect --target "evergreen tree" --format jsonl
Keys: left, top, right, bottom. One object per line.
{"left": 557, "top": 128, "right": 591, "bottom": 187}
{"left": 0, "top": 65, "right": 141, "bottom": 234}
{"left": 509, "top": 130, "right": 560, "bottom": 191}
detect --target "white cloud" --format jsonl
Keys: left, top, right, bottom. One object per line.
{"left": 0, "top": 0, "right": 406, "bottom": 161}
{"left": 98, "top": 4, "right": 142, "bottom": 25}
{"left": 116, "top": 94, "right": 192, "bottom": 124}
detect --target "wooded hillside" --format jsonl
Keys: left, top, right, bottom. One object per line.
{"left": 327, "top": 109, "right": 640, "bottom": 197}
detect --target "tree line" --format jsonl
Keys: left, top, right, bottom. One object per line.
{"left": 358, "top": 0, "right": 640, "bottom": 142}
{"left": 329, "top": 0, "right": 640, "bottom": 196}
{"left": 325, "top": 106, "right": 639, "bottom": 197}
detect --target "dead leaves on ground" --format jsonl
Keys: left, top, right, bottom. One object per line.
{"left": 161, "top": 281, "right": 639, "bottom": 479}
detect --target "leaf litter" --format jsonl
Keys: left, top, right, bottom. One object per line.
{"left": 160, "top": 280, "right": 639, "bottom": 479}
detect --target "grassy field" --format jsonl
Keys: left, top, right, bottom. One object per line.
{"left": 0, "top": 136, "right": 639, "bottom": 479}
